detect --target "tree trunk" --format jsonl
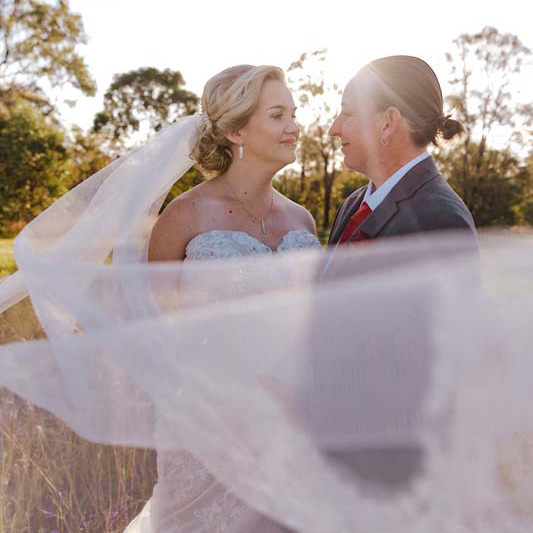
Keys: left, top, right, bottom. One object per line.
{"left": 323, "top": 172, "right": 331, "bottom": 230}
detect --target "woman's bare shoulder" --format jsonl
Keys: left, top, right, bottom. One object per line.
{"left": 147, "top": 182, "right": 216, "bottom": 261}
{"left": 165, "top": 180, "right": 215, "bottom": 214}
{"left": 275, "top": 191, "right": 317, "bottom": 235}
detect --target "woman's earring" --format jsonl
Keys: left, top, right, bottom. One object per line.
{"left": 239, "top": 144, "right": 244, "bottom": 159}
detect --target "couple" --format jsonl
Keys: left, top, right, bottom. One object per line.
{"left": 147, "top": 57, "right": 476, "bottom": 266}
{"left": 123, "top": 57, "right": 477, "bottom": 532}
{"left": 0, "top": 56, "right": 494, "bottom": 533}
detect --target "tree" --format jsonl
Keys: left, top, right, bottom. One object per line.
{"left": 443, "top": 26, "right": 533, "bottom": 224}
{"left": 89, "top": 67, "right": 202, "bottom": 206}
{"left": 435, "top": 142, "right": 529, "bottom": 226}
{"left": 0, "top": 101, "right": 69, "bottom": 235}
{"left": 64, "top": 126, "right": 113, "bottom": 189}
{"left": 92, "top": 67, "right": 198, "bottom": 144}
{"left": 0, "top": 0, "right": 96, "bottom": 118}
{"left": 446, "top": 26, "right": 532, "bottom": 150}
{"left": 297, "top": 128, "right": 330, "bottom": 196}
{"left": 336, "top": 169, "right": 368, "bottom": 206}
{"left": 520, "top": 154, "right": 533, "bottom": 225}
{"left": 287, "top": 49, "right": 342, "bottom": 234}
{"left": 275, "top": 167, "right": 323, "bottom": 227}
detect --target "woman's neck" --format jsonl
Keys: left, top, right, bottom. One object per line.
{"left": 218, "top": 159, "right": 277, "bottom": 202}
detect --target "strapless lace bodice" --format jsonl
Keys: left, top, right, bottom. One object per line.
{"left": 185, "top": 229, "right": 321, "bottom": 260}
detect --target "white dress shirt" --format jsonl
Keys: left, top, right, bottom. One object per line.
{"left": 363, "top": 151, "right": 430, "bottom": 211}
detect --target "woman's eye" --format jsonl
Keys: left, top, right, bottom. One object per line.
{"left": 272, "top": 114, "right": 283, "bottom": 120}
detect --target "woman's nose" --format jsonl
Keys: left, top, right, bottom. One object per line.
{"left": 288, "top": 118, "right": 299, "bottom": 132}
{"left": 286, "top": 120, "right": 300, "bottom": 138}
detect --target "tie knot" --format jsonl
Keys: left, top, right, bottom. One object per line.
{"left": 338, "top": 201, "right": 372, "bottom": 244}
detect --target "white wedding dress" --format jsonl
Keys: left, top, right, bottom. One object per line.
{"left": 124, "top": 229, "right": 321, "bottom": 533}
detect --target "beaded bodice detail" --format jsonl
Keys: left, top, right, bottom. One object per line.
{"left": 185, "top": 229, "right": 321, "bottom": 260}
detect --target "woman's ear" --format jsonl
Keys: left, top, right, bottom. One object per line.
{"left": 224, "top": 129, "right": 245, "bottom": 147}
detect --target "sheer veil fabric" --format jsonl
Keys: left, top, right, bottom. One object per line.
{"left": 1, "top": 115, "right": 533, "bottom": 531}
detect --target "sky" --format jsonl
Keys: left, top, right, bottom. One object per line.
{"left": 59, "top": 0, "right": 533, "bottom": 135}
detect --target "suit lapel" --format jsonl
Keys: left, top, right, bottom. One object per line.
{"left": 352, "top": 157, "right": 441, "bottom": 241}
{"left": 329, "top": 186, "right": 367, "bottom": 244}
{"left": 355, "top": 196, "right": 398, "bottom": 240}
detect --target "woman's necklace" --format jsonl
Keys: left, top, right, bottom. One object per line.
{"left": 226, "top": 182, "right": 274, "bottom": 235}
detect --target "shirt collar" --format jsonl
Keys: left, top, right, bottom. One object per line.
{"left": 363, "top": 151, "right": 430, "bottom": 211}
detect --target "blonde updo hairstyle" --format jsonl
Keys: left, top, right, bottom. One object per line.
{"left": 192, "top": 65, "right": 285, "bottom": 176}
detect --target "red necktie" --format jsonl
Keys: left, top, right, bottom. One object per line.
{"left": 339, "top": 201, "right": 372, "bottom": 244}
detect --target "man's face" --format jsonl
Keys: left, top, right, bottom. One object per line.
{"left": 329, "top": 75, "right": 380, "bottom": 175}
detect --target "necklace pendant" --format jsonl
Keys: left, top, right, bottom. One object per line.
{"left": 260, "top": 219, "right": 267, "bottom": 235}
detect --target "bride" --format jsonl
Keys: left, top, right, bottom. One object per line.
{"left": 129, "top": 65, "right": 320, "bottom": 532}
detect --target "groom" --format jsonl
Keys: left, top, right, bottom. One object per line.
{"left": 314, "top": 56, "right": 477, "bottom": 496}
{"left": 328, "top": 55, "right": 476, "bottom": 247}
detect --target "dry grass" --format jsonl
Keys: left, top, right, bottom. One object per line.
{"left": 0, "top": 292, "right": 157, "bottom": 532}
{"left": 0, "top": 239, "right": 17, "bottom": 279}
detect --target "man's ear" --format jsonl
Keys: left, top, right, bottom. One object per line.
{"left": 381, "top": 107, "right": 401, "bottom": 132}
{"left": 380, "top": 106, "right": 402, "bottom": 144}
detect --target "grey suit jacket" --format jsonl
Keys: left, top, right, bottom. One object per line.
{"left": 328, "top": 156, "right": 476, "bottom": 245}
{"left": 322, "top": 156, "right": 477, "bottom": 495}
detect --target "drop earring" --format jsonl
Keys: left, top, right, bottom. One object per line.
{"left": 239, "top": 144, "right": 244, "bottom": 159}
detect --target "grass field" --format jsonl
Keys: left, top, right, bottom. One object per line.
{"left": 0, "top": 238, "right": 157, "bottom": 532}
{"left": 0, "top": 388, "right": 157, "bottom": 532}
{"left": 0, "top": 239, "right": 17, "bottom": 279}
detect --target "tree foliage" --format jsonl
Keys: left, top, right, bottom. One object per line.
{"left": 0, "top": 1, "right": 101, "bottom": 236}
{"left": 0, "top": 0, "right": 96, "bottom": 118}
{"left": 0, "top": 101, "right": 69, "bottom": 235}
{"left": 64, "top": 126, "right": 113, "bottom": 189}
{"left": 287, "top": 49, "right": 342, "bottom": 232}
{"left": 92, "top": 67, "right": 198, "bottom": 143}
{"left": 436, "top": 142, "right": 531, "bottom": 226}
{"left": 441, "top": 26, "right": 533, "bottom": 226}
{"left": 446, "top": 26, "right": 531, "bottom": 147}
{"left": 276, "top": 165, "right": 367, "bottom": 239}
{"left": 2, "top": 24, "right": 533, "bottom": 239}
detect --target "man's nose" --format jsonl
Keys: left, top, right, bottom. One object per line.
{"left": 329, "top": 117, "right": 340, "bottom": 137}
